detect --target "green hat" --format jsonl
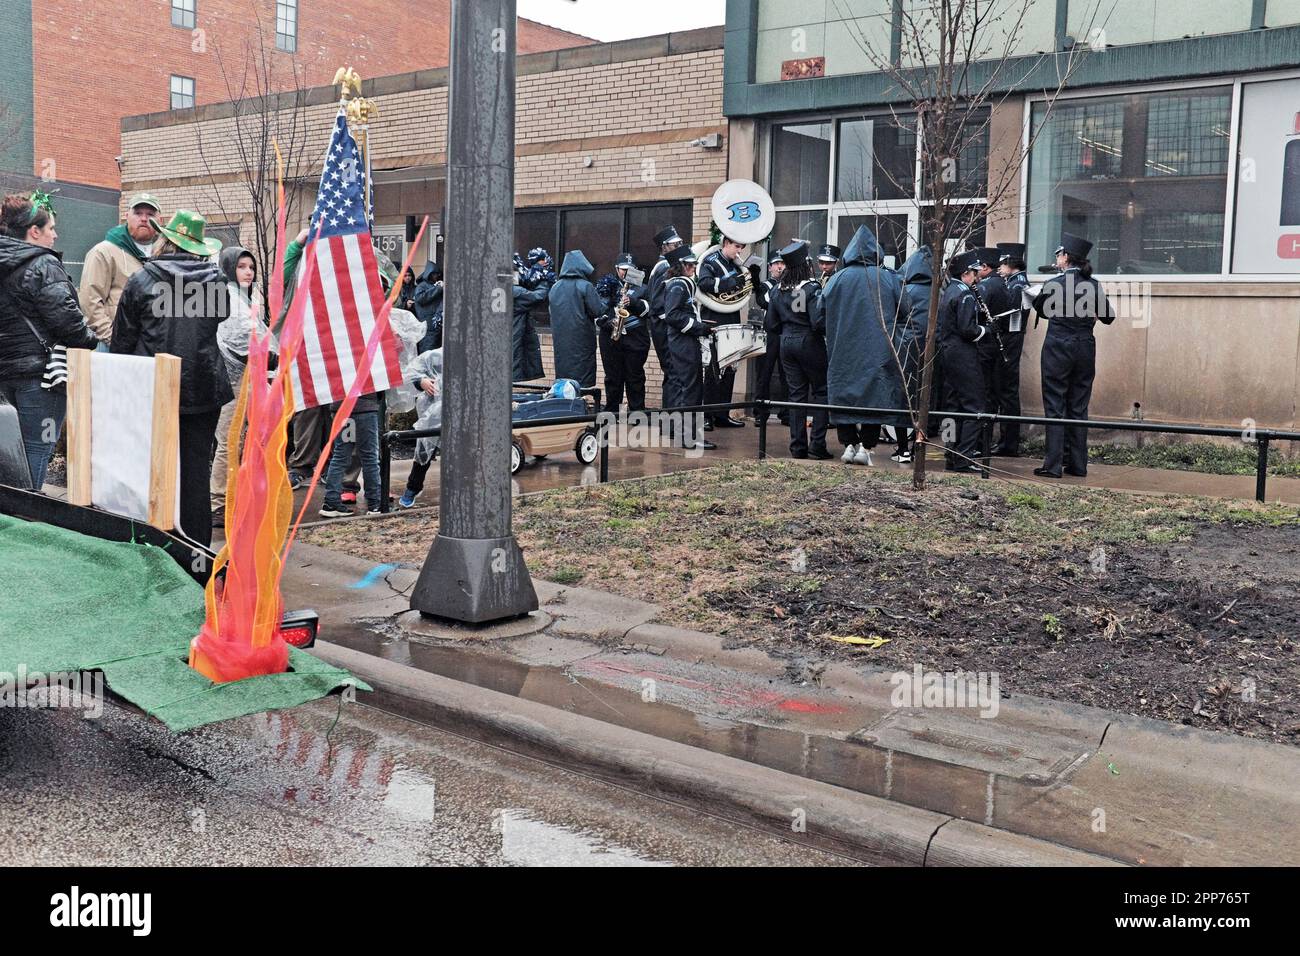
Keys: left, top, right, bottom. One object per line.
{"left": 151, "top": 210, "right": 221, "bottom": 256}
{"left": 126, "top": 192, "right": 161, "bottom": 213}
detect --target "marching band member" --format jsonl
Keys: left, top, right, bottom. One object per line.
{"left": 973, "top": 246, "right": 1015, "bottom": 418}
{"left": 994, "top": 242, "right": 1030, "bottom": 456}
{"left": 1032, "top": 232, "right": 1113, "bottom": 479}
{"left": 771, "top": 241, "right": 831, "bottom": 460}
{"left": 697, "top": 235, "right": 749, "bottom": 430}
{"left": 815, "top": 225, "right": 905, "bottom": 467}
{"left": 895, "top": 245, "right": 933, "bottom": 464}
{"left": 595, "top": 253, "right": 650, "bottom": 414}
{"left": 628, "top": 225, "right": 685, "bottom": 405}
{"left": 816, "top": 243, "right": 841, "bottom": 287}
{"left": 938, "top": 249, "right": 989, "bottom": 473}
{"left": 549, "top": 250, "right": 605, "bottom": 388}
{"left": 753, "top": 250, "right": 789, "bottom": 426}
{"left": 659, "top": 244, "right": 714, "bottom": 450}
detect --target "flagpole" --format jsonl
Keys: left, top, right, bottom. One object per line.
{"left": 409, "top": 0, "right": 536, "bottom": 623}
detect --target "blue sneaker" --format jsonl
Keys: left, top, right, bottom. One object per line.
{"left": 398, "top": 490, "right": 417, "bottom": 509}
{"left": 288, "top": 471, "right": 307, "bottom": 490}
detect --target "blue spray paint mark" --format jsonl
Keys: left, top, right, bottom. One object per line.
{"left": 348, "top": 563, "right": 400, "bottom": 589}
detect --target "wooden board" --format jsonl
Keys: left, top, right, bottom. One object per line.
{"left": 147, "top": 354, "right": 181, "bottom": 530}
{"left": 64, "top": 348, "right": 94, "bottom": 506}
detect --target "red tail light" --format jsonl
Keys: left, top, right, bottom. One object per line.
{"left": 277, "top": 610, "right": 319, "bottom": 648}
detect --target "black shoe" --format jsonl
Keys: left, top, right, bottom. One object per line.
{"left": 713, "top": 417, "right": 744, "bottom": 428}
{"left": 809, "top": 447, "right": 834, "bottom": 460}
{"left": 791, "top": 450, "right": 809, "bottom": 459}
{"left": 702, "top": 421, "right": 714, "bottom": 432}
{"left": 993, "top": 447, "right": 1021, "bottom": 457}
{"left": 698, "top": 439, "right": 717, "bottom": 450}
{"left": 1033, "top": 467, "right": 1062, "bottom": 478}
{"left": 1064, "top": 468, "right": 1087, "bottom": 477}
{"left": 947, "top": 463, "right": 982, "bottom": 473}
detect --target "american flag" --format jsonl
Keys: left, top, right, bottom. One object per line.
{"left": 289, "top": 107, "right": 402, "bottom": 411}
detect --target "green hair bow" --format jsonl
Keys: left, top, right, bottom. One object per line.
{"left": 27, "top": 189, "right": 55, "bottom": 224}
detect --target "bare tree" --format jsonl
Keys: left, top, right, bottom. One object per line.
{"left": 829, "top": 0, "right": 1110, "bottom": 488}
{"left": 193, "top": 20, "right": 320, "bottom": 286}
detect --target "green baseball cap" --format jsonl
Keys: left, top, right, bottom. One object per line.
{"left": 126, "top": 192, "right": 161, "bottom": 213}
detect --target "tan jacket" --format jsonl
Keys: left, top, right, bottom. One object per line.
{"left": 78, "top": 238, "right": 146, "bottom": 342}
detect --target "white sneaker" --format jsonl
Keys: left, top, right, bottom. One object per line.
{"left": 853, "top": 446, "right": 874, "bottom": 466}
{"left": 841, "top": 443, "right": 858, "bottom": 463}
{"left": 890, "top": 449, "right": 912, "bottom": 463}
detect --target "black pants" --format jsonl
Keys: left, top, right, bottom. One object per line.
{"left": 1040, "top": 331, "right": 1095, "bottom": 476}
{"left": 993, "top": 331, "right": 1025, "bottom": 453}
{"left": 598, "top": 325, "right": 650, "bottom": 413}
{"left": 406, "top": 455, "right": 434, "bottom": 494}
{"left": 836, "top": 424, "right": 879, "bottom": 447}
{"left": 939, "top": 343, "right": 984, "bottom": 465}
{"left": 181, "top": 410, "right": 221, "bottom": 548}
{"left": 649, "top": 317, "right": 671, "bottom": 406}
{"left": 704, "top": 357, "right": 736, "bottom": 424}
{"left": 976, "top": 340, "right": 1001, "bottom": 414}
{"left": 754, "top": 331, "right": 789, "bottom": 422}
{"left": 780, "top": 332, "right": 828, "bottom": 456}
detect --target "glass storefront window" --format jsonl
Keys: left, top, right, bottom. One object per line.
{"left": 772, "top": 209, "right": 829, "bottom": 252}
{"left": 1232, "top": 76, "right": 1300, "bottom": 274}
{"left": 835, "top": 213, "right": 911, "bottom": 267}
{"left": 836, "top": 115, "right": 915, "bottom": 201}
{"left": 920, "top": 109, "right": 990, "bottom": 200}
{"left": 770, "top": 122, "right": 833, "bottom": 206}
{"left": 1026, "top": 88, "right": 1231, "bottom": 274}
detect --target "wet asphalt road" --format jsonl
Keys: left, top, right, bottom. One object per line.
{"left": 0, "top": 696, "right": 855, "bottom": 867}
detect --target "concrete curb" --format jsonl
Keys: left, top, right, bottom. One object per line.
{"left": 312, "top": 640, "right": 1122, "bottom": 866}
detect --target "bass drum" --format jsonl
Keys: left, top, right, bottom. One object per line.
{"left": 712, "top": 324, "right": 767, "bottom": 370}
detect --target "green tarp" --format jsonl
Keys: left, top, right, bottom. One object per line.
{"left": 0, "top": 514, "right": 367, "bottom": 732}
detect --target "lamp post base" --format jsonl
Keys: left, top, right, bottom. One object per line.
{"left": 409, "top": 533, "right": 538, "bottom": 624}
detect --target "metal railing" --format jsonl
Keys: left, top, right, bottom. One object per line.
{"left": 752, "top": 399, "right": 1300, "bottom": 503}
{"left": 373, "top": 391, "right": 1300, "bottom": 510}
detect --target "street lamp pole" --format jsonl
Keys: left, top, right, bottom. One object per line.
{"left": 409, "top": 0, "right": 538, "bottom": 623}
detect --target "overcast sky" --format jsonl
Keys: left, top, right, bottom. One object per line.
{"left": 517, "top": 0, "right": 726, "bottom": 41}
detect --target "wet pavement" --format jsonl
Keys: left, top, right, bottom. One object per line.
{"left": 0, "top": 695, "right": 855, "bottom": 867}
{"left": 286, "top": 414, "right": 1300, "bottom": 527}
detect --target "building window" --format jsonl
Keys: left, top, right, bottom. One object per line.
{"left": 276, "top": 0, "right": 298, "bottom": 53}
{"left": 171, "top": 0, "right": 195, "bottom": 29}
{"left": 170, "top": 75, "right": 195, "bottom": 110}
{"left": 1232, "top": 75, "right": 1300, "bottom": 274}
{"left": 770, "top": 122, "right": 832, "bottom": 207}
{"left": 768, "top": 109, "right": 989, "bottom": 266}
{"left": 1026, "top": 88, "right": 1232, "bottom": 274}
{"left": 512, "top": 201, "right": 693, "bottom": 324}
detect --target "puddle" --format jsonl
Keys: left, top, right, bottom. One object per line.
{"left": 495, "top": 809, "right": 671, "bottom": 867}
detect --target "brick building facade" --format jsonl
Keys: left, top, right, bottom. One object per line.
{"left": 0, "top": 0, "right": 588, "bottom": 277}
{"left": 118, "top": 27, "right": 733, "bottom": 404}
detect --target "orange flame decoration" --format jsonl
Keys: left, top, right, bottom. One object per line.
{"left": 189, "top": 150, "right": 428, "bottom": 683}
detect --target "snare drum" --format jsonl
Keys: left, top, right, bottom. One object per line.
{"left": 713, "top": 324, "right": 768, "bottom": 369}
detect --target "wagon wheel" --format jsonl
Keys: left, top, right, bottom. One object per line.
{"left": 510, "top": 441, "right": 524, "bottom": 475}
{"left": 575, "top": 428, "right": 599, "bottom": 465}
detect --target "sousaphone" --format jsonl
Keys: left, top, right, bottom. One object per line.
{"left": 693, "top": 179, "right": 776, "bottom": 315}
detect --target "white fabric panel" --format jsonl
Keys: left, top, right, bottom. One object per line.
{"left": 89, "top": 353, "right": 155, "bottom": 522}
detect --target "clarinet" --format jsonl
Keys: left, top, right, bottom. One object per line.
{"left": 972, "top": 285, "right": 1012, "bottom": 367}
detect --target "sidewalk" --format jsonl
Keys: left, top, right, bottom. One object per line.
{"left": 283, "top": 540, "right": 1300, "bottom": 867}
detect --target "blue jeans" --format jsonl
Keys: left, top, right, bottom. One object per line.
{"left": 323, "top": 410, "right": 381, "bottom": 510}
{"left": 0, "top": 378, "right": 65, "bottom": 490}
